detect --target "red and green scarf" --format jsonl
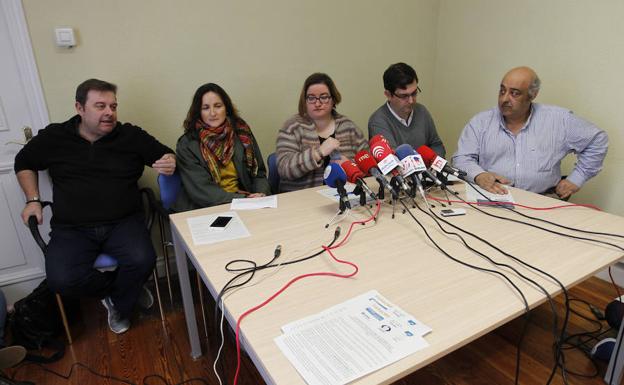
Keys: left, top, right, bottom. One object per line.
{"left": 198, "top": 118, "right": 258, "bottom": 183}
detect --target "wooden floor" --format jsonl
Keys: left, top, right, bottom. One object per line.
{"left": 4, "top": 276, "right": 622, "bottom": 385}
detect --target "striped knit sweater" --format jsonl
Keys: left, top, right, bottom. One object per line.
{"left": 275, "top": 113, "right": 368, "bottom": 192}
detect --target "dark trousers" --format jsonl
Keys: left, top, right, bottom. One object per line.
{"left": 45, "top": 213, "right": 156, "bottom": 319}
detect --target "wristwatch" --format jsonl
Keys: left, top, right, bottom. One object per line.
{"left": 26, "top": 196, "right": 41, "bottom": 204}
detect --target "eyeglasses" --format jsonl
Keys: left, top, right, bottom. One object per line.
{"left": 393, "top": 87, "right": 422, "bottom": 101}
{"left": 306, "top": 94, "right": 332, "bottom": 104}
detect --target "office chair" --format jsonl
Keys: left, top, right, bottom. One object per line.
{"left": 267, "top": 152, "right": 280, "bottom": 194}
{"left": 28, "top": 188, "right": 165, "bottom": 344}
{"left": 154, "top": 172, "right": 180, "bottom": 305}
{"left": 154, "top": 172, "right": 209, "bottom": 338}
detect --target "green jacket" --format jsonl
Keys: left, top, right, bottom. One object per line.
{"left": 172, "top": 129, "right": 270, "bottom": 212}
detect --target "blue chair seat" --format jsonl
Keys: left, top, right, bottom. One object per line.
{"left": 93, "top": 253, "right": 118, "bottom": 270}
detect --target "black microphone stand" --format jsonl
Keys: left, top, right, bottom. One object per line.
{"left": 377, "top": 184, "right": 385, "bottom": 201}
{"left": 352, "top": 184, "right": 376, "bottom": 219}
{"left": 390, "top": 176, "right": 404, "bottom": 218}
{"left": 336, "top": 183, "right": 351, "bottom": 213}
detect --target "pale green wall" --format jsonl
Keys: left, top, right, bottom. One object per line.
{"left": 21, "top": 0, "right": 623, "bottom": 214}
{"left": 432, "top": 0, "right": 624, "bottom": 214}
{"left": 22, "top": 0, "right": 440, "bottom": 189}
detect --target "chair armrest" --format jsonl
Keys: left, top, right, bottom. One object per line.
{"left": 139, "top": 187, "right": 157, "bottom": 230}
{"left": 151, "top": 198, "right": 171, "bottom": 219}
{"left": 28, "top": 215, "right": 47, "bottom": 253}
{"left": 27, "top": 201, "right": 52, "bottom": 254}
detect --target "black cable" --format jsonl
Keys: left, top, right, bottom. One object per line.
{"left": 11, "top": 361, "right": 212, "bottom": 385}
{"left": 397, "top": 197, "right": 533, "bottom": 383}
{"left": 442, "top": 182, "right": 622, "bottom": 383}
{"left": 557, "top": 298, "right": 611, "bottom": 379}
{"left": 407, "top": 197, "right": 559, "bottom": 385}
{"left": 143, "top": 374, "right": 210, "bottom": 385}
{"left": 210, "top": 227, "right": 342, "bottom": 382}
{"left": 457, "top": 183, "right": 624, "bottom": 382}
{"left": 464, "top": 179, "right": 624, "bottom": 240}
{"left": 411, "top": 197, "right": 560, "bottom": 322}
{"left": 213, "top": 227, "right": 342, "bottom": 323}
{"left": 398, "top": 198, "right": 530, "bottom": 313}
{"left": 418, "top": 186, "right": 580, "bottom": 384}
{"left": 12, "top": 362, "right": 136, "bottom": 385}
{"left": 462, "top": 196, "right": 624, "bottom": 253}
{"left": 515, "top": 312, "right": 533, "bottom": 383}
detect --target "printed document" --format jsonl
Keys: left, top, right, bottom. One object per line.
{"left": 186, "top": 211, "right": 250, "bottom": 245}
{"left": 275, "top": 290, "right": 431, "bottom": 385}
{"left": 230, "top": 195, "right": 278, "bottom": 210}
{"left": 465, "top": 183, "right": 515, "bottom": 204}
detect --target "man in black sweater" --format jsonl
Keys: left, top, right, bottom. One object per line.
{"left": 14, "top": 79, "right": 176, "bottom": 334}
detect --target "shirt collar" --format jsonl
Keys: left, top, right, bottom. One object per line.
{"left": 498, "top": 103, "right": 535, "bottom": 134}
{"left": 386, "top": 102, "right": 412, "bottom": 126}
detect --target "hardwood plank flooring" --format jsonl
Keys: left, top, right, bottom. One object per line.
{"left": 4, "top": 276, "right": 622, "bottom": 385}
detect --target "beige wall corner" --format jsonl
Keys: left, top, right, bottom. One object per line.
{"left": 432, "top": 0, "right": 624, "bottom": 214}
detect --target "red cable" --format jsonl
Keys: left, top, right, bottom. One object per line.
{"left": 232, "top": 201, "right": 381, "bottom": 385}
{"left": 426, "top": 195, "right": 602, "bottom": 211}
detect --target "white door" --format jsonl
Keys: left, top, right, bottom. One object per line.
{"left": 0, "top": 0, "right": 52, "bottom": 305}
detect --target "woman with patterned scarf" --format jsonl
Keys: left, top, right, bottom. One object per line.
{"left": 172, "top": 83, "right": 270, "bottom": 212}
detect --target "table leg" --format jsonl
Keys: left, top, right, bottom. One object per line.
{"left": 172, "top": 224, "right": 202, "bottom": 359}
{"left": 605, "top": 310, "right": 624, "bottom": 384}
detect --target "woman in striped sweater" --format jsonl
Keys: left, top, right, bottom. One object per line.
{"left": 275, "top": 73, "right": 368, "bottom": 192}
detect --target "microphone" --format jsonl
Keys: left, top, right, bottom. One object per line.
{"left": 340, "top": 160, "right": 377, "bottom": 200}
{"left": 395, "top": 144, "right": 429, "bottom": 198}
{"left": 354, "top": 150, "right": 397, "bottom": 198}
{"left": 323, "top": 163, "right": 351, "bottom": 211}
{"left": 395, "top": 144, "right": 428, "bottom": 177}
{"left": 368, "top": 135, "right": 410, "bottom": 192}
{"left": 369, "top": 136, "right": 401, "bottom": 175}
{"left": 369, "top": 134, "right": 390, "bottom": 146}
{"left": 395, "top": 143, "right": 446, "bottom": 189}
{"left": 416, "top": 145, "right": 467, "bottom": 179}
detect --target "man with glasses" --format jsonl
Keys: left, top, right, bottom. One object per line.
{"left": 368, "top": 62, "right": 446, "bottom": 156}
{"left": 452, "top": 66, "right": 608, "bottom": 199}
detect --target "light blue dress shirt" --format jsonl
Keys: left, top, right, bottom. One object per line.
{"left": 452, "top": 104, "right": 608, "bottom": 193}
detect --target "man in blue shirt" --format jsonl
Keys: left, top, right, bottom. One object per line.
{"left": 452, "top": 66, "right": 608, "bottom": 199}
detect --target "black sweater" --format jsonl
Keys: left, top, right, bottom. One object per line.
{"left": 14, "top": 115, "right": 173, "bottom": 226}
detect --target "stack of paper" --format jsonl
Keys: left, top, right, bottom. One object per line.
{"left": 275, "top": 290, "right": 431, "bottom": 385}
{"left": 465, "top": 183, "right": 515, "bottom": 206}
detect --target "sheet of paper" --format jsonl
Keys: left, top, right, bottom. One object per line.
{"left": 275, "top": 290, "right": 431, "bottom": 385}
{"left": 465, "top": 182, "right": 515, "bottom": 203}
{"left": 230, "top": 195, "right": 277, "bottom": 210}
{"left": 186, "top": 211, "right": 250, "bottom": 245}
{"left": 317, "top": 183, "right": 375, "bottom": 208}
{"left": 444, "top": 173, "right": 461, "bottom": 182}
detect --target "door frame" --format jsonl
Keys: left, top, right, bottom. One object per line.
{"left": 0, "top": 0, "right": 49, "bottom": 144}
{"left": 0, "top": 0, "right": 50, "bottom": 301}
